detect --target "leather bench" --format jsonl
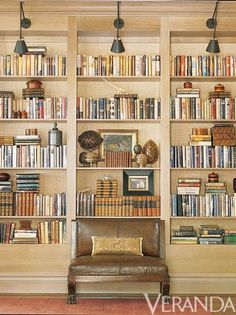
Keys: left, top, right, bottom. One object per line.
{"left": 67, "top": 218, "right": 170, "bottom": 304}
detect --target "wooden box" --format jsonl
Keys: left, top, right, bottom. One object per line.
{"left": 211, "top": 124, "right": 236, "bottom": 146}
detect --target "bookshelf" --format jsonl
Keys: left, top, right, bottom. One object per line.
{"left": 0, "top": 6, "right": 236, "bottom": 294}
{"left": 76, "top": 22, "right": 162, "bottom": 220}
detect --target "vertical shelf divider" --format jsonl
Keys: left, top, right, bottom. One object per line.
{"left": 66, "top": 16, "right": 77, "bottom": 252}
{"left": 160, "top": 17, "right": 171, "bottom": 245}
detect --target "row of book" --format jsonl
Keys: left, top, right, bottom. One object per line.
{"left": 15, "top": 192, "right": 66, "bottom": 217}
{"left": 0, "top": 220, "right": 66, "bottom": 244}
{"left": 105, "top": 151, "right": 132, "bottom": 168}
{"left": 0, "top": 97, "right": 67, "bottom": 119}
{"left": 76, "top": 194, "right": 160, "bottom": 217}
{"left": 170, "top": 97, "right": 236, "bottom": 120}
{"left": 0, "top": 54, "right": 67, "bottom": 76}
{"left": 170, "top": 55, "right": 236, "bottom": 77}
{"left": 0, "top": 192, "right": 14, "bottom": 216}
{"left": 76, "top": 97, "right": 161, "bottom": 120}
{"left": 76, "top": 55, "right": 161, "bottom": 76}
{"left": 170, "top": 145, "right": 236, "bottom": 168}
{"left": 0, "top": 145, "right": 67, "bottom": 168}
{"left": 171, "top": 193, "right": 236, "bottom": 217}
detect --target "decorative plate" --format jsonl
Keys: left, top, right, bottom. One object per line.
{"left": 142, "top": 139, "right": 159, "bottom": 164}
{"left": 78, "top": 130, "right": 103, "bottom": 151}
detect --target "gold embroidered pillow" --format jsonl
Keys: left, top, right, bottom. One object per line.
{"left": 91, "top": 236, "right": 143, "bottom": 256}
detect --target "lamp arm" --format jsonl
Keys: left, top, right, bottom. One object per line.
{"left": 212, "top": 0, "right": 219, "bottom": 20}
{"left": 19, "top": 2, "right": 22, "bottom": 38}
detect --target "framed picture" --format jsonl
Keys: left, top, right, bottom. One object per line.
{"left": 98, "top": 129, "right": 138, "bottom": 160}
{"left": 123, "top": 169, "right": 154, "bottom": 196}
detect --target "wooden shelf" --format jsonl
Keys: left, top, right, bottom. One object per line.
{"left": 0, "top": 76, "right": 67, "bottom": 81}
{"left": 0, "top": 119, "right": 67, "bottom": 123}
{"left": 0, "top": 167, "right": 67, "bottom": 170}
{"left": 170, "top": 168, "right": 236, "bottom": 171}
{"left": 170, "top": 216, "right": 236, "bottom": 220}
{"left": 0, "top": 216, "right": 67, "bottom": 219}
{"left": 77, "top": 119, "right": 161, "bottom": 123}
{"left": 77, "top": 75, "right": 161, "bottom": 81}
{"left": 76, "top": 216, "right": 161, "bottom": 219}
{"left": 0, "top": 243, "right": 67, "bottom": 247}
{"left": 171, "top": 76, "right": 236, "bottom": 81}
{"left": 76, "top": 167, "right": 160, "bottom": 170}
{"left": 170, "top": 119, "right": 236, "bottom": 123}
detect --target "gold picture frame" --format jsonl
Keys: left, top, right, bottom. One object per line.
{"left": 98, "top": 129, "right": 138, "bottom": 160}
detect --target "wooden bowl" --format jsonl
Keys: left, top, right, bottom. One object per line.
{"left": 0, "top": 173, "right": 10, "bottom": 181}
{"left": 26, "top": 80, "right": 43, "bottom": 89}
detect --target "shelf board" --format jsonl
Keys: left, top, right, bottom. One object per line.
{"left": 76, "top": 216, "right": 161, "bottom": 219}
{"left": 76, "top": 167, "right": 160, "bottom": 170}
{"left": 0, "top": 243, "right": 67, "bottom": 247}
{"left": 0, "top": 119, "right": 67, "bottom": 123}
{"left": 170, "top": 119, "right": 236, "bottom": 123}
{"left": 0, "top": 167, "right": 67, "bottom": 170}
{"left": 170, "top": 168, "right": 236, "bottom": 171}
{"left": 171, "top": 76, "right": 236, "bottom": 81}
{"left": 0, "top": 216, "right": 67, "bottom": 219}
{"left": 77, "top": 119, "right": 161, "bottom": 123}
{"left": 77, "top": 75, "right": 160, "bottom": 82}
{"left": 170, "top": 216, "right": 236, "bottom": 220}
{"left": 0, "top": 76, "right": 67, "bottom": 81}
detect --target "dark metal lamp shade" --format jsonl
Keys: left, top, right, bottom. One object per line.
{"left": 206, "top": 38, "right": 220, "bottom": 53}
{"left": 14, "top": 38, "right": 28, "bottom": 55}
{"left": 110, "top": 38, "right": 125, "bottom": 53}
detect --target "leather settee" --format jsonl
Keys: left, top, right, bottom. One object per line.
{"left": 67, "top": 218, "right": 170, "bottom": 304}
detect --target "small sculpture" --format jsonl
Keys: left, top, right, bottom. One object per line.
{"left": 134, "top": 139, "right": 159, "bottom": 168}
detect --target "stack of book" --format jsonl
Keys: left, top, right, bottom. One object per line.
{"left": 0, "top": 192, "right": 14, "bottom": 216}
{"left": 0, "top": 136, "right": 14, "bottom": 145}
{"left": 205, "top": 181, "right": 226, "bottom": 194}
{"left": 177, "top": 178, "right": 201, "bottom": 195}
{"left": 0, "top": 91, "right": 15, "bottom": 119}
{"left": 0, "top": 180, "right": 12, "bottom": 192}
{"left": 14, "top": 134, "right": 41, "bottom": 145}
{"left": 26, "top": 46, "right": 47, "bottom": 56}
{"left": 22, "top": 88, "right": 45, "bottom": 99}
{"left": 171, "top": 226, "right": 198, "bottom": 244}
{"left": 96, "top": 178, "right": 118, "bottom": 197}
{"left": 16, "top": 173, "right": 40, "bottom": 192}
{"left": 105, "top": 151, "right": 132, "bottom": 168}
{"left": 198, "top": 225, "right": 224, "bottom": 244}
{"left": 223, "top": 230, "right": 236, "bottom": 244}
{"left": 76, "top": 191, "right": 95, "bottom": 216}
{"left": 11, "top": 228, "right": 38, "bottom": 244}
{"left": 189, "top": 128, "right": 211, "bottom": 146}
{"left": 176, "top": 86, "right": 200, "bottom": 98}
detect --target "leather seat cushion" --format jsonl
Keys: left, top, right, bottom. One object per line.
{"left": 69, "top": 255, "right": 168, "bottom": 276}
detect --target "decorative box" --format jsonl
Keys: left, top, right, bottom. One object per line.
{"left": 211, "top": 124, "right": 236, "bottom": 146}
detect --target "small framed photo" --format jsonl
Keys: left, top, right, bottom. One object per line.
{"left": 123, "top": 169, "right": 154, "bottom": 196}
{"left": 98, "top": 129, "right": 138, "bottom": 160}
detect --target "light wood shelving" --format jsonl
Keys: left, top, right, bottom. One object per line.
{"left": 0, "top": 6, "right": 236, "bottom": 294}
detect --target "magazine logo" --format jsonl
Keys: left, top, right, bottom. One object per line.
{"left": 144, "top": 294, "right": 236, "bottom": 314}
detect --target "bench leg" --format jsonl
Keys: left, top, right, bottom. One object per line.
{"left": 161, "top": 281, "right": 171, "bottom": 304}
{"left": 67, "top": 275, "right": 77, "bottom": 304}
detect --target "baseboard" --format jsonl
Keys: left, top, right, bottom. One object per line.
{"left": 0, "top": 274, "right": 235, "bottom": 294}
